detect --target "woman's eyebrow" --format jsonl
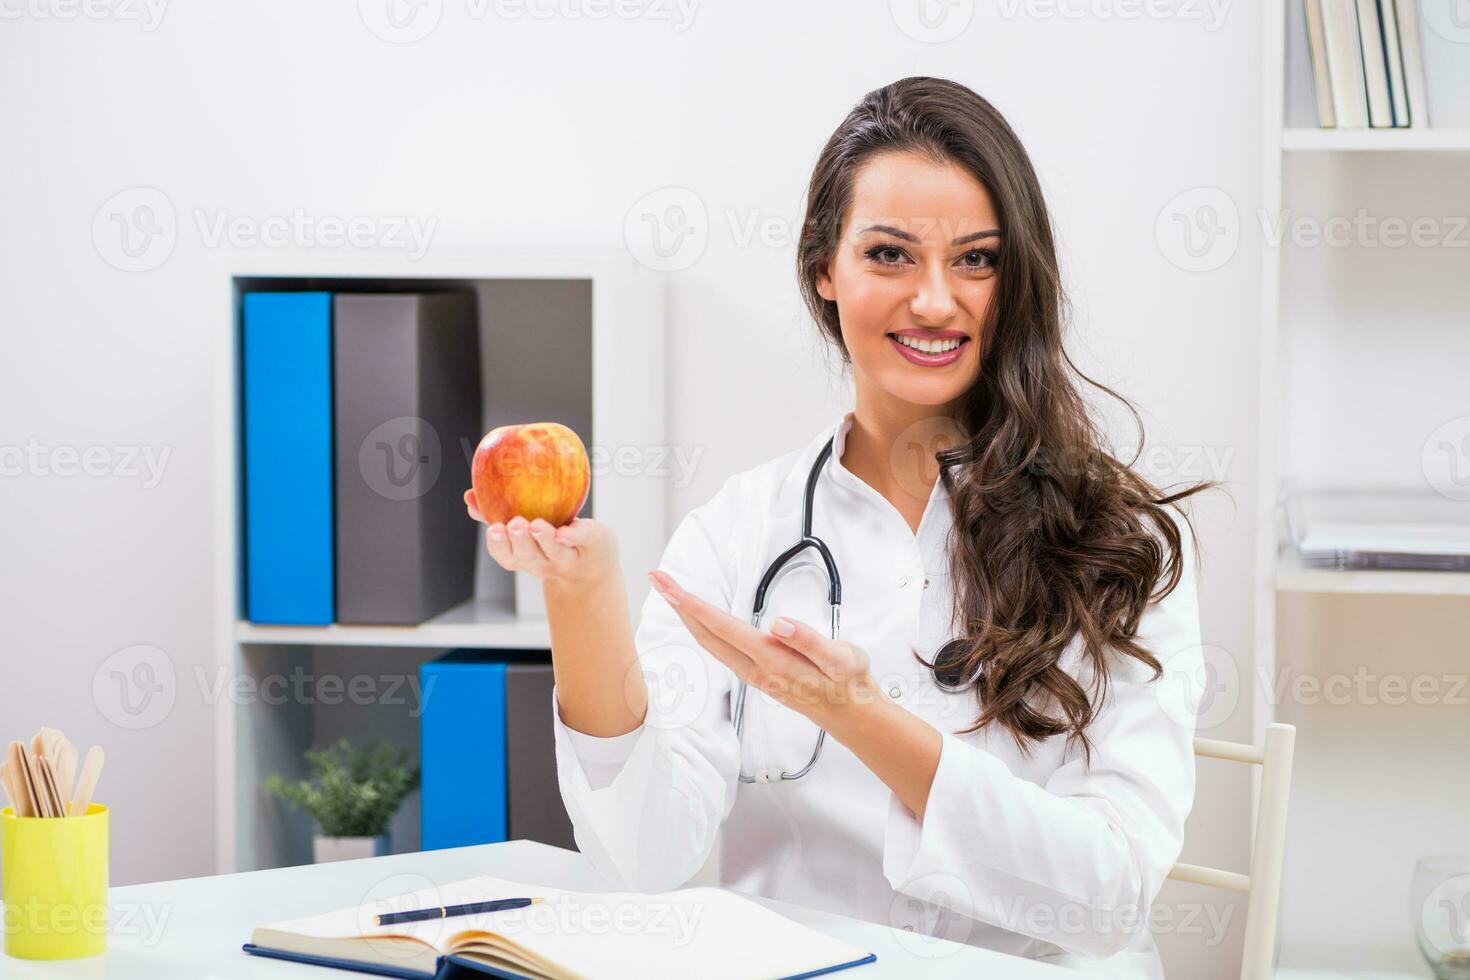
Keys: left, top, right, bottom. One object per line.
{"left": 858, "top": 224, "right": 1002, "bottom": 246}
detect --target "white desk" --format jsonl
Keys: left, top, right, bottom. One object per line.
{"left": 0, "top": 840, "right": 1075, "bottom": 978}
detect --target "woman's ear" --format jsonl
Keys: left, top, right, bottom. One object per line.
{"left": 815, "top": 256, "right": 836, "bottom": 303}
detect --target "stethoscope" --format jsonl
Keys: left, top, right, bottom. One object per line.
{"left": 731, "top": 436, "right": 841, "bottom": 784}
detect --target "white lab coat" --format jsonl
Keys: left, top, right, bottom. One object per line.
{"left": 551, "top": 410, "right": 1204, "bottom": 979}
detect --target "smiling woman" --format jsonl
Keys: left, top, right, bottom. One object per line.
{"left": 469, "top": 75, "right": 1221, "bottom": 980}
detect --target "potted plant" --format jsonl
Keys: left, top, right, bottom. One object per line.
{"left": 263, "top": 738, "right": 420, "bottom": 863}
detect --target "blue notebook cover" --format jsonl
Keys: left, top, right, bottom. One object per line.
{"left": 420, "top": 652, "right": 508, "bottom": 849}
{"left": 241, "top": 943, "right": 878, "bottom": 979}
{"left": 242, "top": 291, "right": 334, "bottom": 624}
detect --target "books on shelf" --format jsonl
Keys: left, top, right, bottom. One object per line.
{"left": 241, "top": 288, "right": 484, "bottom": 627}
{"left": 419, "top": 653, "right": 574, "bottom": 853}
{"left": 1303, "top": 0, "right": 1428, "bottom": 129}
{"left": 333, "top": 292, "right": 481, "bottom": 625}
{"left": 1283, "top": 486, "right": 1470, "bottom": 571}
{"left": 243, "top": 292, "right": 336, "bottom": 625}
{"left": 242, "top": 872, "right": 876, "bottom": 980}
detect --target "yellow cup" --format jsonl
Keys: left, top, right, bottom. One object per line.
{"left": 1, "top": 803, "right": 109, "bottom": 960}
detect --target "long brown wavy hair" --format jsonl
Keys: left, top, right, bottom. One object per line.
{"left": 796, "top": 76, "right": 1221, "bottom": 766}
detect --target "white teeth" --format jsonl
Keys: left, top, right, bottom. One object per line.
{"left": 893, "top": 334, "right": 963, "bottom": 354}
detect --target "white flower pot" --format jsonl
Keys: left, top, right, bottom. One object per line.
{"left": 313, "top": 833, "right": 390, "bottom": 864}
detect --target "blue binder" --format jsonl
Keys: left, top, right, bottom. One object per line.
{"left": 242, "top": 292, "right": 334, "bottom": 625}
{"left": 420, "top": 652, "right": 509, "bottom": 849}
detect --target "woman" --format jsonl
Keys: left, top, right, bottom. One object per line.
{"left": 465, "top": 76, "right": 1218, "bottom": 978}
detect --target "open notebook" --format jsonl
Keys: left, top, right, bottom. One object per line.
{"left": 242, "top": 872, "right": 876, "bottom": 980}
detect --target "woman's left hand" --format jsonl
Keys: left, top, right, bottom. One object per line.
{"left": 647, "top": 569, "right": 879, "bottom": 727}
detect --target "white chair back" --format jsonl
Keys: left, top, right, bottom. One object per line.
{"left": 1165, "top": 723, "right": 1297, "bottom": 980}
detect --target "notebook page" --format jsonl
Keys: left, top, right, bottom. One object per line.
{"left": 467, "top": 885, "right": 871, "bottom": 980}
{"left": 255, "top": 873, "right": 584, "bottom": 949}
{"left": 255, "top": 875, "right": 871, "bottom": 978}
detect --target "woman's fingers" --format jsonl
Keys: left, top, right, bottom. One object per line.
{"left": 504, "top": 516, "right": 553, "bottom": 572}
{"left": 464, "top": 489, "right": 486, "bottom": 523}
{"left": 477, "top": 507, "right": 598, "bottom": 583}
{"left": 648, "top": 571, "right": 810, "bottom": 690}
{"left": 527, "top": 518, "right": 577, "bottom": 571}
{"left": 553, "top": 517, "right": 592, "bottom": 547}
{"left": 767, "top": 617, "right": 868, "bottom": 681}
{"left": 484, "top": 523, "right": 514, "bottom": 567}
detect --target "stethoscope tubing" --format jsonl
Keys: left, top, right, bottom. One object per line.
{"left": 734, "top": 436, "right": 842, "bottom": 784}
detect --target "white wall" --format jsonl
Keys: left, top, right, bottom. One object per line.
{"left": 0, "top": 3, "right": 1262, "bottom": 975}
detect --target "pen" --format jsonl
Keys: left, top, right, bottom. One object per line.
{"left": 375, "top": 897, "right": 543, "bottom": 926}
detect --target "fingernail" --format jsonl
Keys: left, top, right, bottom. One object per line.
{"left": 489, "top": 526, "right": 505, "bottom": 540}
{"left": 648, "top": 572, "right": 679, "bottom": 605}
{"left": 771, "top": 617, "right": 795, "bottom": 637}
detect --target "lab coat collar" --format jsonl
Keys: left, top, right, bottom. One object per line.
{"left": 826, "top": 409, "right": 948, "bottom": 504}
{"left": 824, "top": 409, "right": 952, "bottom": 546}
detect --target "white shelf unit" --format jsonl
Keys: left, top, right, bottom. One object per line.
{"left": 213, "top": 252, "right": 667, "bottom": 874}
{"left": 1282, "top": 126, "right": 1470, "bottom": 151}
{"left": 1258, "top": 2, "right": 1470, "bottom": 973}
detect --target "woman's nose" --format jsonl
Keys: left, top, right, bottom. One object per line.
{"left": 908, "top": 264, "right": 958, "bottom": 322}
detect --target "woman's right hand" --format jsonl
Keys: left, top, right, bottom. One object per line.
{"left": 463, "top": 489, "right": 620, "bottom": 592}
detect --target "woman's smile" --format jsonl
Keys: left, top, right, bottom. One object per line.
{"left": 886, "top": 329, "right": 971, "bottom": 367}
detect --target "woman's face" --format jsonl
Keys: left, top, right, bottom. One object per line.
{"left": 816, "top": 150, "right": 999, "bottom": 410}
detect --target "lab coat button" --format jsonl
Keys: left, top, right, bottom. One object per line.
{"left": 922, "top": 577, "right": 930, "bottom": 589}
{"left": 888, "top": 685, "right": 902, "bottom": 699}
{"left": 897, "top": 575, "right": 909, "bottom": 588}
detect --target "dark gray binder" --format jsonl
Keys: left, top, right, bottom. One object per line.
{"left": 505, "top": 663, "right": 577, "bottom": 851}
{"left": 333, "top": 292, "right": 482, "bottom": 624}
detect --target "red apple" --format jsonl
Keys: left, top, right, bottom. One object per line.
{"left": 471, "top": 421, "right": 590, "bottom": 527}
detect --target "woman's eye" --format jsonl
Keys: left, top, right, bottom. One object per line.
{"left": 864, "top": 245, "right": 907, "bottom": 266}
{"left": 959, "top": 249, "right": 998, "bottom": 271}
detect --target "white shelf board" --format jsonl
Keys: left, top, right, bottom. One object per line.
{"left": 1276, "top": 555, "right": 1470, "bottom": 596}
{"left": 235, "top": 597, "right": 552, "bottom": 648}
{"left": 1276, "top": 940, "right": 1426, "bottom": 977}
{"left": 1283, "top": 127, "right": 1470, "bottom": 152}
